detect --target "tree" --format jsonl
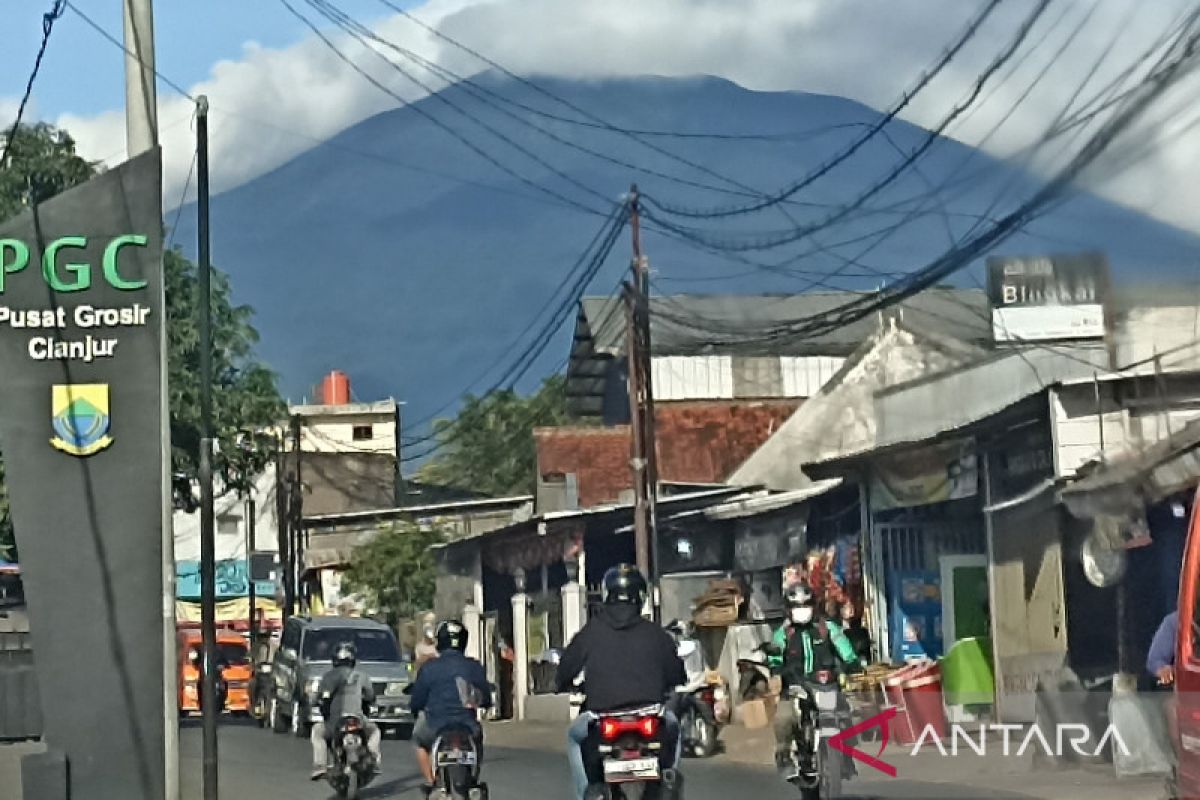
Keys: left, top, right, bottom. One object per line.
{"left": 341, "top": 521, "right": 443, "bottom": 626}
{"left": 0, "top": 122, "right": 284, "bottom": 553}
{"left": 418, "top": 375, "right": 572, "bottom": 497}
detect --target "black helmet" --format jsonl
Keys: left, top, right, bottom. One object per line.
{"left": 436, "top": 620, "right": 468, "bottom": 653}
{"left": 333, "top": 640, "right": 357, "bottom": 668}
{"left": 602, "top": 564, "right": 648, "bottom": 606}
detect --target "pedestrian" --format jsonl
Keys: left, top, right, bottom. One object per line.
{"left": 1148, "top": 610, "right": 1178, "bottom": 688}
{"left": 1147, "top": 610, "right": 1179, "bottom": 800}
{"left": 414, "top": 622, "right": 439, "bottom": 673}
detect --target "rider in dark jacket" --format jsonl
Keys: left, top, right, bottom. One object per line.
{"left": 409, "top": 620, "right": 492, "bottom": 793}
{"left": 555, "top": 564, "right": 686, "bottom": 800}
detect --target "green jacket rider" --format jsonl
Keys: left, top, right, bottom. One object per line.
{"left": 769, "top": 584, "right": 858, "bottom": 776}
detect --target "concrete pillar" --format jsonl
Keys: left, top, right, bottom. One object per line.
{"left": 512, "top": 584, "right": 530, "bottom": 721}
{"left": 561, "top": 582, "right": 586, "bottom": 647}
{"left": 462, "top": 602, "right": 482, "bottom": 663}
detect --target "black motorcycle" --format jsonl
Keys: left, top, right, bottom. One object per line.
{"left": 250, "top": 660, "right": 273, "bottom": 727}
{"left": 325, "top": 713, "right": 378, "bottom": 799}
{"left": 584, "top": 704, "right": 683, "bottom": 800}
{"left": 429, "top": 722, "right": 487, "bottom": 800}
{"left": 782, "top": 669, "right": 854, "bottom": 800}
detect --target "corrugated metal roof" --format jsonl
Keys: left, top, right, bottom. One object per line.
{"left": 730, "top": 322, "right": 986, "bottom": 489}
{"left": 577, "top": 289, "right": 991, "bottom": 358}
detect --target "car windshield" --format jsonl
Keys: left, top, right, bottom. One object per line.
{"left": 219, "top": 643, "right": 249, "bottom": 666}
{"left": 303, "top": 628, "right": 401, "bottom": 662}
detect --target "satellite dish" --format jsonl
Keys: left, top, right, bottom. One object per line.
{"left": 1081, "top": 520, "right": 1127, "bottom": 588}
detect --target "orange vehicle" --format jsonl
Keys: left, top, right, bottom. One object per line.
{"left": 177, "top": 628, "right": 253, "bottom": 716}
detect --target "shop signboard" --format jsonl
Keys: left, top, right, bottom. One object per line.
{"left": 871, "top": 438, "right": 978, "bottom": 511}
{"left": 986, "top": 252, "right": 1110, "bottom": 342}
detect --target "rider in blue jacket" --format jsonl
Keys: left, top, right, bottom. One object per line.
{"left": 409, "top": 620, "right": 492, "bottom": 793}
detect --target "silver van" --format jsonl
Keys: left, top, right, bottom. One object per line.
{"left": 268, "top": 615, "right": 414, "bottom": 738}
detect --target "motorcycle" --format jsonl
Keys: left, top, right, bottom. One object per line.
{"left": 584, "top": 703, "right": 683, "bottom": 800}
{"left": 665, "top": 623, "right": 724, "bottom": 758}
{"left": 250, "top": 660, "right": 273, "bottom": 727}
{"left": 780, "top": 669, "right": 854, "bottom": 800}
{"left": 325, "top": 713, "right": 379, "bottom": 799}
{"left": 429, "top": 722, "right": 488, "bottom": 800}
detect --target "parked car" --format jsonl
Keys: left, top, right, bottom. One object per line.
{"left": 177, "top": 628, "right": 253, "bottom": 716}
{"left": 268, "top": 616, "right": 414, "bottom": 738}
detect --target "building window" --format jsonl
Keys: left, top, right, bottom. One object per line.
{"left": 217, "top": 516, "right": 240, "bottom": 536}
{"left": 352, "top": 424, "right": 373, "bottom": 441}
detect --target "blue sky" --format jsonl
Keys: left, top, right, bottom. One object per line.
{"left": 0, "top": 1, "right": 399, "bottom": 119}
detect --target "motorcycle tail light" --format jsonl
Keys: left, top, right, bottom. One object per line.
{"left": 701, "top": 688, "right": 715, "bottom": 705}
{"left": 344, "top": 718, "right": 362, "bottom": 732}
{"left": 815, "top": 670, "right": 834, "bottom": 684}
{"left": 638, "top": 716, "right": 660, "bottom": 739}
{"left": 599, "top": 718, "right": 621, "bottom": 742}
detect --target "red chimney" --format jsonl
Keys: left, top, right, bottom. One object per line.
{"left": 320, "top": 370, "right": 351, "bottom": 405}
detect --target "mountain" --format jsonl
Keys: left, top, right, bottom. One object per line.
{"left": 169, "top": 73, "right": 1200, "bottom": 430}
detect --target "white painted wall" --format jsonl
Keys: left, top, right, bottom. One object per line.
{"left": 651, "top": 355, "right": 733, "bottom": 400}
{"left": 299, "top": 411, "right": 397, "bottom": 455}
{"left": 650, "top": 354, "right": 844, "bottom": 401}
{"left": 1051, "top": 385, "right": 1132, "bottom": 477}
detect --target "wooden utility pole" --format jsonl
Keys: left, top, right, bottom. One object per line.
{"left": 624, "top": 185, "right": 660, "bottom": 612}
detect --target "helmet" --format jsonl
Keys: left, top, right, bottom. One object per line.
{"left": 436, "top": 620, "right": 468, "bottom": 653}
{"left": 602, "top": 564, "right": 648, "bottom": 606}
{"left": 333, "top": 640, "right": 357, "bottom": 668}
{"left": 785, "top": 584, "right": 815, "bottom": 608}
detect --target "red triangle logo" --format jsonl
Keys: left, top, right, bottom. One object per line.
{"left": 827, "top": 707, "right": 898, "bottom": 777}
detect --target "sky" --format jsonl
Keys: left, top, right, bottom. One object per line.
{"left": 3, "top": 0, "right": 1200, "bottom": 235}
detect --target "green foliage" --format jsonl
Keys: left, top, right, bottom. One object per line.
{"left": 0, "top": 122, "right": 284, "bottom": 548}
{"left": 418, "top": 375, "right": 571, "bottom": 497}
{"left": 0, "top": 123, "right": 97, "bottom": 222}
{"left": 165, "top": 248, "right": 285, "bottom": 501}
{"left": 342, "top": 521, "right": 443, "bottom": 626}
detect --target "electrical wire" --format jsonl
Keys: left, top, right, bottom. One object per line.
{"left": 279, "top": 0, "right": 611, "bottom": 216}
{"left": 1, "top": 0, "right": 67, "bottom": 169}
{"left": 642, "top": 0, "right": 1055, "bottom": 252}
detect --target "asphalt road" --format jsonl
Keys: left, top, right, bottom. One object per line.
{"left": 177, "top": 718, "right": 1036, "bottom": 800}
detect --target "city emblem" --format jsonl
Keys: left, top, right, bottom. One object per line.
{"left": 50, "top": 384, "right": 114, "bottom": 457}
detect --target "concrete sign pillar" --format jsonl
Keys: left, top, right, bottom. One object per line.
{"left": 0, "top": 150, "right": 168, "bottom": 800}
{"left": 512, "top": 590, "right": 530, "bottom": 720}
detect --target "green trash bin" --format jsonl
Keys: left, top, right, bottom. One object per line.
{"left": 940, "top": 637, "right": 994, "bottom": 714}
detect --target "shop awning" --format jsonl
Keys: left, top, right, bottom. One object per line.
{"left": 1060, "top": 416, "right": 1200, "bottom": 519}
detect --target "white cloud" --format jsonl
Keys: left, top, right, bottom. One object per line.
{"left": 55, "top": 0, "right": 1200, "bottom": 233}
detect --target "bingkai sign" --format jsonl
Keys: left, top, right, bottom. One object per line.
{"left": 986, "top": 252, "right": 1110, "bottom": 342}
{"left": 0, "top": 150, "right": 167, "bottom": 799}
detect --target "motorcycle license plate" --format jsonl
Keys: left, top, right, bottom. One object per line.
{"left": 436, "top": 749, "right": 477, "bottom": 767}
{"left": 603, "top": 757, "right": 659, "bottom": 782}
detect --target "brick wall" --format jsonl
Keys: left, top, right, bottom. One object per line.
{"left": 535, "top": 400, "right": 799, "bottom": 508}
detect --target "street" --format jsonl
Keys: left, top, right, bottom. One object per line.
{"left": 170, "top": 718, "right": 1124, "bottom": 800}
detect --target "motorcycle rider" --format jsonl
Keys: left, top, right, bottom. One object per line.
{"left": 310, "top": 641, "right": 383, "bottom": 781}
{"left": 555, "top": 564, "right": 687, "bottom": 800}
{"left": 409, "top": 620, "right": 492, "bottom": 794}
{"left": 769, "top": 584, "right": 858, "bottom": 778}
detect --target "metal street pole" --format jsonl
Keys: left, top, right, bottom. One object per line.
{"left": 246, "top": 493, "right": 256, "bottom": 644}
{"left": 195, "top": 95, "right": 220, "bottom": 800}
{"left": 122, "top": 2, "right": 175, "bottom": 797}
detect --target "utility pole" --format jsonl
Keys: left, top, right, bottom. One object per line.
{"left": 123, "top": 0, "right": 158, "bottom": 156}
{"left": 123, "top": 3, "right": 175, "bottom": 797}
{"left": 245, "top": 491, "right": 257, "bottom": 644}
{"left": 195, "top": 95, "right": 219, "bottom": 800}
{"left": 275, "top": 435, "right": 291, "bottom": 624}
{"left": 624, "top": 185, "right": 660, "bottom": 617}
{"left": 290, "top": 415, "right": 303, "bottom": 614}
